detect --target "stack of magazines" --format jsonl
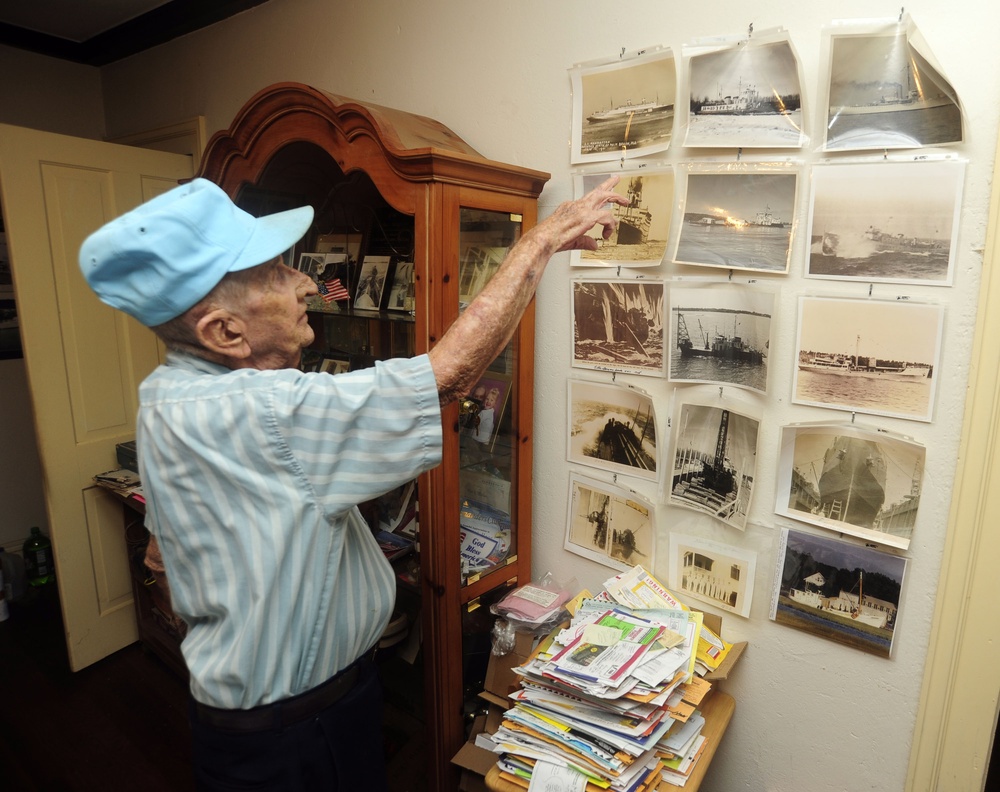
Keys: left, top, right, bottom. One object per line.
{"left": 484, "top": 566, "right": 724, "bottom": 790}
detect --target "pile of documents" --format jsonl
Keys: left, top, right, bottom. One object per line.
{"left": 483, "top": 565, "right": 732, "bottom": 790}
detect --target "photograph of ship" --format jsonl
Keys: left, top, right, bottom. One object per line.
{"left": 673, "top": 170, "right": 797, "bottom": 273}
{"left": 568, "top": 379, "right": 658, "bottom": 482}
{"left": 574, "top": 170, "right": 673, "bottom": 267}
{"left": 793, "top": 296, "right": 943, "bottom": 422}
{"left": 771, "top": 527, "right": 907, "bottom": 658}
{"left": 806, "top": 159, "right": 964, "bottom": 286}
{"left": 570, "top": 48, "right": 676, "bottom": 164}
{"left": 572, "top": 279, "right": 664, "bottom": 378}
{"left": 668, "top": 532, "right": 756, "bottom": 618}
{"left": 823, "top": 24, "right": 962, "bottom": 151}
{"left": 669, "top": 401, "right": 759, "bottom": 531}
{"left": 685, "top": 37, "right": 804, "bottom": 149}
{"left": 565, "top": 472, "right": 655, "bottom": 571}
{"left": 776, "top": 423, "right": 926, "bottom": 551}
{"left": 669, "top": 284, "right": 774, "bottom": 394}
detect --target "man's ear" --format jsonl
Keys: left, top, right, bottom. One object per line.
{"left": 195, "top": 308, "right": 252, "bottom": 360}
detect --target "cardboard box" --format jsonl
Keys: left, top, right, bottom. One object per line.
{"left": 451, "top": 630, "right": 536, "bottom": 781}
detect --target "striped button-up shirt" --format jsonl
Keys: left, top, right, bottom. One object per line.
{"left": 136, "top": 350, "right": 442, "bottom": 709}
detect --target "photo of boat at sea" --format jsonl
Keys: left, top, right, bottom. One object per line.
{"left": 685, "top": 37, "right": 805, "bottom": 149}
{"left": 571, "top": 48, "right": 676, "bottom": 164}
{"left": 673, "top": 171, "right": 797, "bottom": 273}
{"left": 568, "top": 379, "right": 658, "bottom": 482}
{"left": 669, "top": 284, "right": 774, "bottom": 394}
{"left": 771, "top": 527, "right": 907, "bottom": 658}
{"left": 776, "top": 423, "right": 926, "bottom": 551}
{"left": 793, "top": 296, "right": 944, "bottom": 422}
{"left": 823, "top": 29, "right": 962, "bottom": 151}
{"left": 805, "top": 159, "right": 964, "bottom": 286}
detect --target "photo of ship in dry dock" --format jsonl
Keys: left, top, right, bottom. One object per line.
{"left": 776, "top": 423, "right": 926, "bottom": 551}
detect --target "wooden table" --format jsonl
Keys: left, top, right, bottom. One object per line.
{"left": 484, "top": 690, "right": 735, "bottom": 792}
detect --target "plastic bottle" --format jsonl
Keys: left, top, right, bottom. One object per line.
{"left": 23, "top": 527, "right": 55, "bottom": 587}
{"left": 0, "top": 548, "right": 27, "bottom": 602}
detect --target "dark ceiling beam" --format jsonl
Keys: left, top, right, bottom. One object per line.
{"left": 0, "top": 0, "right": 270, "bottom": 67}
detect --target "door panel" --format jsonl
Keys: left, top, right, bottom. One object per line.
{"left": 0, "top": 123, "right": 192, "bottom": 670}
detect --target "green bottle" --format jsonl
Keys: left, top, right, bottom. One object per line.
{"left": 23, "top": 527, "right": 54, "bottom": 586}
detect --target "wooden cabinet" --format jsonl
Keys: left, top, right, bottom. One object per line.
{"left": 195, "top": 82, "right": 549, "bottom": 792}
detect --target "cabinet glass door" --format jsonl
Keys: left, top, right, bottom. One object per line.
{"left": 457, "top": 207, "right": 523, "bottom": 586}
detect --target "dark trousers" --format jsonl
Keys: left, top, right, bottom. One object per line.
{"left": 189, "top": 657, "right": 388, "bottom": 792}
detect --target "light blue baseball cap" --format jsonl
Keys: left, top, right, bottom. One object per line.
{"left": 79, "top": 178, "right": 314, "bottom": 327}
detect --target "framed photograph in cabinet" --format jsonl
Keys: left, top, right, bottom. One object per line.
{"left": 354, "top": 255, "right": 390, "bottom": 310}
{"left": 320, "top": 356, "right": 351, "bottom": 375}
{"left": 459, "top": 245, "right": 506, "bottom": 305}
{"left": 386, "top": 260, "right": 415, "bottom": 311}
{"left": 461, "top": 372, "right": 511, "bottom": 452}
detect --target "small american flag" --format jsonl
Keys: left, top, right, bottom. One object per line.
{"left": 318, "top": 278, "right": 350, "bottom": 303}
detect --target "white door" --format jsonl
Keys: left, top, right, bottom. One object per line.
{"left": 0, "top": 123, "right": 193, "bottom": 671}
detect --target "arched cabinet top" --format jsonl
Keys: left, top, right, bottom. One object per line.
{"left": 196, "top": 82, "right": 549, "bottom": 214}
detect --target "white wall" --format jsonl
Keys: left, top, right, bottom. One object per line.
{"left": 94, "top": 1, "right": 1000, "bottom": 789}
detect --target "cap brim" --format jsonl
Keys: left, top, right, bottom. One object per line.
{"left": 230, "top": 204, "right": 315, "bottom": 273}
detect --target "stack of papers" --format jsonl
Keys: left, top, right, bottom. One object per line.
{"left": 485, "top": 566, "right": 722, "bottom": 791}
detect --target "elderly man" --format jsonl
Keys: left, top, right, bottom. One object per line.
{"left": 79, "top": 175, "right": 626, "bottom": 792}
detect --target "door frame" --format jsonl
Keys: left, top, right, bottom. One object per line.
{"left": 907, "top": 133, "right": 1000, "bottom": 790}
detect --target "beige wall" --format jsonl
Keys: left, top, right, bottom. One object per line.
{"left": 3, "top": 0, "right": 999, "bottom": 788}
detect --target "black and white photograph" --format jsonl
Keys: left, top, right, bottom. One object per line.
{"left": 823, "top": 22, "right": 962, "bottom": 152}
{"left": 776, "top": 423, "right": 926, "bottom": 551}
{"left": 673, "top": 168, "right": 798, "bottom": 273}
{"left": 386, "top": 260, "right": 415, "bottom": 311}
{"left": 770, "top": 527, "right": 908, "bottom": 658}
{"left": 573, "top": 170, "right": 673, "bottom": 267}
{"left": 459, "top": 245, "right": 506, "bottom": 304}
{"left": 570, "top": 48, "right": 676, "bottom": 164}
{"left": 319, "top": 357, "right": 351, "bottom": 376}
{"left": 669, "top": 284, "right": 774, "bottom": 394}
{"left": 565, "top": 472, "right": 655, "bottom": 571}
{"left": 354, "top": 254, "right": 390, "bottom": 310}
{"left": 572, "top": 279, "right": 665, "bottom": 378}
{"left": 568, "top": 379, "right": 658, "bottom": 482}
{"left": 668, "top": 400, "right": 760, "bottom": 531}
{"left": 793, "top": 296, "right": 944, "bottom": 423}
{"left": 685, "top": 36, "right": 805, "bottom": 149}
{"left": 668, "top": 532, "right": 757, "bottom": 618}
{"left": 806, "top": 159, "right": 965, "bottom": 286}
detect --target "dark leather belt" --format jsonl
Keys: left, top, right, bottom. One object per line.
{"left": 192, "top": 655, "right": 369, "bottom": 732}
